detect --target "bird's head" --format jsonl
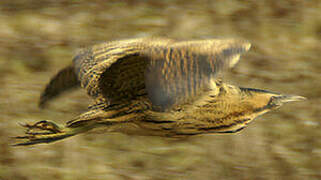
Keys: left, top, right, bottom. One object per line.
{"left": 239, "top": 87, "right": 306, "bottom": 114}
{"left": 266, "top": 94, "right": 306, "bottom": 110}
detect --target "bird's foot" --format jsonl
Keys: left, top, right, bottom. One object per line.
{"left": 13, "top": 120, "right": 72, "bottom": 146}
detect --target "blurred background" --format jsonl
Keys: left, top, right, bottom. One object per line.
{"left": 0, "top": 0, "right": 320, "bottom": 180}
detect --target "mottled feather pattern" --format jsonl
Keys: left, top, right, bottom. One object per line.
{"left": 40, "top": 38, "right": 251, "bottom": 111}
{"left": 145, "top": 39, "right": 251, "bottom": 111}
{"left": 14, "top": 37, "right": 305, "bottom": 146}
{"left": 74, "top": 38, "right": 173, "bottom": 100}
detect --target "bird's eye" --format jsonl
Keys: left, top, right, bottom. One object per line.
{"left": 268, "top": 96, "right": 276, "bottom": 105}
{"left": 269, "top": 96, "right": 282, "bottom": 108}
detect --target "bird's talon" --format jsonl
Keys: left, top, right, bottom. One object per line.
{"left": 25, "top": 131, "right": 52, "bottom": 135}
{"left": 14, "top": 135, "right": 30, "bottom": 139}
{"left": 19, "top": 120, "right": 62, "bottom": 133}
{"left": 14, "top": 120, "right": 65, "bottom": 146}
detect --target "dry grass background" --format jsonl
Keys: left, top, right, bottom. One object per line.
{"left": 0, "top": 0, "right": 320, "bottom": 180}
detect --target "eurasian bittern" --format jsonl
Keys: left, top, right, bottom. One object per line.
{"left": 14, "top": 37, "right": 305, "bottom": 146}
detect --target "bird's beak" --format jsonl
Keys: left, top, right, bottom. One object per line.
{"left": 273, "top": 95, "right": 306, "bottom": 105}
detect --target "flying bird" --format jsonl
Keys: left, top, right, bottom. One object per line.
{"left": 14, "top": 37, "right": 305, "bottom": 146}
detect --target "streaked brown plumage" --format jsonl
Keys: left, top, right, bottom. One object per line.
{"left": 14, "top": 37, "right": 305, "bottom": 146}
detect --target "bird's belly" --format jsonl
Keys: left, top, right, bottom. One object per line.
{"left": 107, "top": 107, "right": 254, "bottom": 137}
{"left": 116, "top": 118, "right": 251, "bottom": 137}
{"left": 113, "top": 123, "right": 175, "bottom": 137}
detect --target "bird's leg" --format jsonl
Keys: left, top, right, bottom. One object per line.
{"left": 13, "top": 120, "right": 78, "bottom": 146}
{"left": 13, "top": 109, "right": 116, "bottom": 146}
{"left": 13, "top": 113, "right": 101, "bottom": 146}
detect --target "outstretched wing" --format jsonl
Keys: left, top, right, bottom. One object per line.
{"left": 73, "top": 37, "right": 174, "bottom": 106}
{"left": 144, "top": 39, "right": 251, "bottom": 111}
{"left": 71, "top": 38, "right": 250, "bottom": 111}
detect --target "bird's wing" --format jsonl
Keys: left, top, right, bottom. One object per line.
{"left": 73, "top": 37, "right": 174, "bottom": 106}
{"left": 144, "top": 39, "right": 251, "bottom": 111}
{"left": 39, "top": 65, "right": 80, "bottom": 108}
{"left": 73, "top": 37, "right": 250, "bottom": 111}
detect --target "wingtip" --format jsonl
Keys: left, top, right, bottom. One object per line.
{"left": 235, "top": 39, "right": 251, "bottom": 52}
{"left": 226, "top": 40, "right": 251, "bottom": 68}
{"left": 38, "top": 101, "right": 46, "bottom": 109}
{"left": 244, "top": 41, "right": 251, "bottom": 51}
{"left": 38, "top": 92, "right": 48, "bottom": 109}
